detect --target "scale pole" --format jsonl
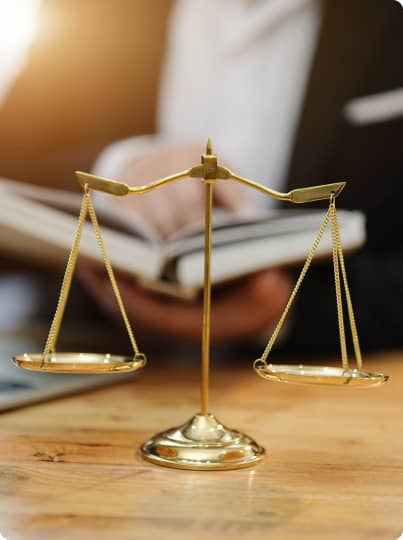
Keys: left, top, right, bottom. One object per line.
{"left": 201, "top": 179, "right": 214, "bottom": 415}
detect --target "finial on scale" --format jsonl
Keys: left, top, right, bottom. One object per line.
{"left": 205, "top": 138, "right": 214, "bottom": 155}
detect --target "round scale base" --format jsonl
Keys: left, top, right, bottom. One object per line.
{"left": 12, "top": 352, "right": 146, "bottom": 374}
{"left": 141, "top": 413, "right": 265, "bottom": 470}
{"left": 254, "top": 362, "right": 388, "bottom": 387}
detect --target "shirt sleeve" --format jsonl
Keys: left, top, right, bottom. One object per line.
{"left": 92, "top": 134, "right": 165, "bottom": 178}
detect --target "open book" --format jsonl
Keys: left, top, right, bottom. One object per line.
{"left": 0, "top": 178, "right": 365, "bottom": 299}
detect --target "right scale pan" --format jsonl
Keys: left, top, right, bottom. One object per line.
{"left": 254, "top": 362, "right": 388, "bottom": 388}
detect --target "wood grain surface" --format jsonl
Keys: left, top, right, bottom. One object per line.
{"left": 0, "top": 349, "right": 402, "bottom": 540}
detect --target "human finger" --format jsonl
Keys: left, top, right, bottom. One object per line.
{"left": 114, "top": 270, "right": 291, "bottom": 342}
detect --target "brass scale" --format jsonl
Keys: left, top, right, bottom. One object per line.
{"left": 12, "top": 141, "right": 388, "bottom": 471}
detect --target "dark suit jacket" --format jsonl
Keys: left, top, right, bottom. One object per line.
{"left": 283, "top": 0, "right": 403, "bottom": 353}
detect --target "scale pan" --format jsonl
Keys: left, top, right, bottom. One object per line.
{"left": 12, "top": 352, "right": 146, "bottom": 374}
{"left": 254, "top": 363, "right": 388, "bottom": 387}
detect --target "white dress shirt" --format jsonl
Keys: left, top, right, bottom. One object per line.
{"left": 94, "top": 0, "right": 321, "bottom": 208}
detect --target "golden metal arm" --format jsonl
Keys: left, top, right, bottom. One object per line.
{"left": 75, "top": 169, "right": 192, "bottom": 196}
{"left": 228, "top": 172, "right": 345, "bottom": 203}
{"left": 76, "top": 149, "right": 345, "bottom": 203}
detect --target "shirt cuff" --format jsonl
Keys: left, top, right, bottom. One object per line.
{"left": 92, "top": 134, "right": 165, "bottom": 178}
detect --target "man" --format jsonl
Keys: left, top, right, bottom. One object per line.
{"left": 82, "top": 0, "right": 403, "bottom": 353}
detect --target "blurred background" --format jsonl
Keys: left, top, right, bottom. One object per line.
{"left": 0, "top": 0, "right": 176, "bottom": 345}
{"left": 0, "top": 0, "right": 171, "bottom": 189}
{"left": 0, "top": 0, "right": 402, "bottom": 355}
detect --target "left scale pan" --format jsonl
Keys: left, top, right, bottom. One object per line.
{"left": 12, "top": 352, "right": 146, "bottom": 374}
{"left": 13, "top": 180, "right": 147, "bottom": 375}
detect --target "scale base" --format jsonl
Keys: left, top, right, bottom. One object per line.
{"left": 140, "top": 413, "right": 264, "bottom": 470}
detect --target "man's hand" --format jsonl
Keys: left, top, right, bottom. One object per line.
{"left": 79, "top": 267, "right": 293, "bottom": 343}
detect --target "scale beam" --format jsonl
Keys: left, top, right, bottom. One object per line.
{"left": 76, "top": 164, "right": 345, "bottom": 204}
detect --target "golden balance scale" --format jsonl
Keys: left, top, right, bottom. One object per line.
{"left": 12, "top": 141, "right": 388, "bottom": 470}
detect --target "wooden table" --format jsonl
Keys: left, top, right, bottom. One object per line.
{"left": 0, "top": 349, "right": 402, "bottom": 540}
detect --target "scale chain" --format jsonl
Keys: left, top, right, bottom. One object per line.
{"left": 258, "top": 204, "right": 332, "bottom": 364}
{"left": 86, "top": 193, "right": 141, "bottom": 357}
{"left": 42, "top": 187, "right": 141, "bottom": 363}
{"left": 257, "top": 195, "right": 362, "bottom": 370}
{"left": 330, "top": 195, "right": 349, "bottom": 369}
{"left": 42, "top": 187, "right": 90, "bottom": 362}
{"left": 332, "top": 204, "right": 363, "bottom": 369}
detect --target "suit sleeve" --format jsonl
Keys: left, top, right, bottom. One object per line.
{"left": 284, "top": 204, "right": 403, "bottom": 354}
